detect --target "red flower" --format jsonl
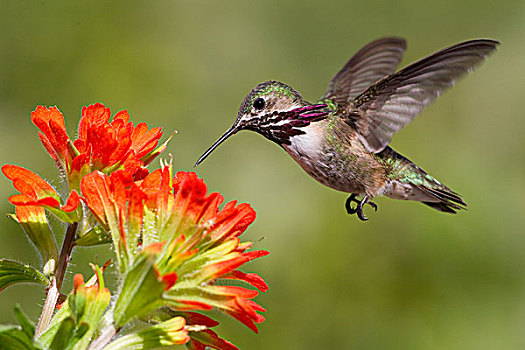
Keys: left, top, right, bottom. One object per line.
{"left": 80, "top": 165, "right": 268, "bottom": 336}
{"left": 31, "top": 103, "right": 165, "bottom": 189}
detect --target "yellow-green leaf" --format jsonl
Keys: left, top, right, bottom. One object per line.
{"left": 0, "top": 259, "right": 49, "bottom": 292}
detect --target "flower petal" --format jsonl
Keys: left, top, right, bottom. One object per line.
{"left": 78, "top": 103, "right": 111, "bottom": 142}
{"left": 180, "top": 312, "right": 219, "bottom": 328}
{"left": 209, "top": 202, "right": 256, "bottom": 243}
{"left": 130, "top": 123, "right": 163, "bottom": 158}
{"left": 198, "top": 250, "right": 269, "bottom": 283}
{"left": 31, "top": 106, "right": 69, "bottom": 163}
{"left": 164, "top": 285, "right": 265, "bottom": 333}
{"left": 188, "top": 329, "right": 239, "bottom": 350}
{"left": 3, "top": 165, "right": 80, "bottom": 222}
{"left": 80, "top": 171, "right": 129, "bottom": 267}
{"left": 8, "top": 194, "right": 60, "bottom": 207}
{"left": 62, "top": 191, "right": 81, "bottom": 212}
{"left": 221, "top": 270, "right": 269, "bottom": 292}
{"left": 2, "top": 165, "right": 60, "bottom": 201}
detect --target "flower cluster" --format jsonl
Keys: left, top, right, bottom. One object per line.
{"left": 1, "top": 104, "right": 268, "bottom": 350}
{"left": 32, "top": 104, "right": 165, "bottom": 188}
{"left": 81, "top": 167, "right": 268, "bottom": 335}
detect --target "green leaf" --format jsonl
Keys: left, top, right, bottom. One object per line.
{"left": 104, "top": 316, "right": 189, "bottom": 350}
{"left": 73, "top": 323, "right": 89, "bottom": 344}
{"left": 13, "top": 304, "right": 35, "bottom": 340}
{"left": 40, "top": 309, "right": 92, "bottom": 350}
{"left": 8, "top": 206, "right": 58, "bottom": 277}
{"left": 43, "top": 207, "right": 80, "bottom": 225}
{"left": 68, "top": 289, "right": 86, "bottom": 324}
{"left": 75, "top": 225, "right": 111, "bottom": 247}
{"left": 0, "top": 325, "right": 40, "bottom": 350}
{"left": 49, "top": 316, "right": 75, "bottom": 350}
{"left": 0, "top": 259, "right": 49, "bottom": 292}
{"left": 113, "top": 250, "right": 167, "bottom": 328}
{"left": 38, "top": 267, "right": 111, "bottom": 350}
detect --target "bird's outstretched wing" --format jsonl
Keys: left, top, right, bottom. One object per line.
{"left": 348, "top": 39, "right": 499, "bottom": 153}
{"left": 322, "top": 37, "right": 407, "bottom": 105}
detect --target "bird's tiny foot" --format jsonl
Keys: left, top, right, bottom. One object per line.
{"left": 346, "top": 195, "right": 378, "bottom": 221}
{"left": 356, "top": 198, "right": 369, "bottom": 221}
{"left": 345, "top": 194, "right": 359, "bottom": 214}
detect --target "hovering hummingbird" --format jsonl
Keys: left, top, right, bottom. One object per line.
{"left": 195, "top": 38, "right": 499, "bottom": 221}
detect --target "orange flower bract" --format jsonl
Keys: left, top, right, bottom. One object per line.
{"left": 31, "top": 103, "right": 164, "bottom": 188}
{"left": 2, "top": 164, "right": 81, "bottom": 223}
{"left": 81, "top": 166, "right": 268, "bottom": 336}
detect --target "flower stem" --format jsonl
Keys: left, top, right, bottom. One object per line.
{"left": 36, "top": 222, "right": 78, "bottom": 337}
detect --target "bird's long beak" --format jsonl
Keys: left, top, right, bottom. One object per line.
{"left": 194, "top": 126, "right": 239, "bottom": 167}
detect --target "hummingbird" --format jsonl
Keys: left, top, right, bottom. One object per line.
{"left": 195, "top": 38, "right": 499, "bottom": 221}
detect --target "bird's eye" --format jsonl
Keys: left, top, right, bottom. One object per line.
{"left": 253, "top": 97, "right": 265, "bottom": 110}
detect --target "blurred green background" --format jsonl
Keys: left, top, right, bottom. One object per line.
{"left": 1, "top": 0, "right": 524, "bottom": 349}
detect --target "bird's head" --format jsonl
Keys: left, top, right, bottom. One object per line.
{"left": 195, "top": 81, "right": 328, "bottom": 166}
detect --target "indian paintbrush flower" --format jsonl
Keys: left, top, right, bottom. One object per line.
{"left": 1, "top": 103, "right": 268, "bottom": 350}
{"left": 80, "top": 166, "right": 268, "bottom": 334}
{"left": 31, "top": 103, "right": 166, "bottom": 190}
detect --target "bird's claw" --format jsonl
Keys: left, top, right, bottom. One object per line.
{"left": 345, "top": 194, "right": 377, "bottom": 221}
{"left": 345, "top": 194, "right": 359, "bottom": 215}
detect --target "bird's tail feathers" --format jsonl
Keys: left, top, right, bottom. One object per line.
{"left": 419, "top": 186, "right": 467, "bottom": 213}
